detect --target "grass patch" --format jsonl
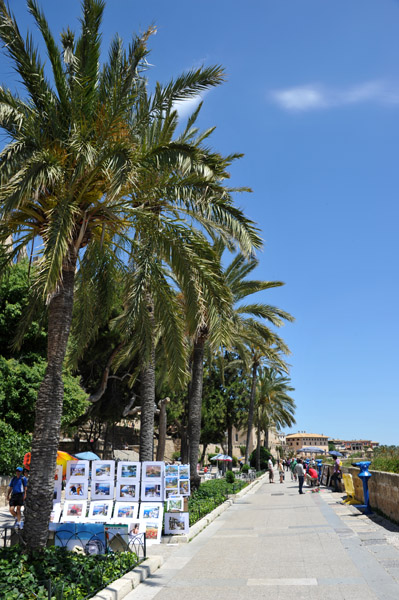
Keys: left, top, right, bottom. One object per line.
{"left": 188, "top": 478, "right": 248, "bottom": 525}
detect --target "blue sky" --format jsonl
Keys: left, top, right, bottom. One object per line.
{"left": 1, "top": 1, "right": 398, "bottom": 444}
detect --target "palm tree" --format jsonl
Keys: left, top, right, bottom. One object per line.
{"left": 254, "top": 368, "right": 296, "bottom": 469}
{"left": 221, "top": 251, "right": 294, "bottom": 465}
{"left": 0, "top": 0, "right": 226, "bottom": 550}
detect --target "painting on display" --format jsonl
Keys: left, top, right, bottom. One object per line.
{"left": 113, "top": 502, "right": 139, "bottom": 521}
{"left": 141, "top": 482, "right": 163, "bottom": 501}
{"left": 165, "top": 464, "right": 179, "bottom": 477}
{"left": 65, "top": 480, "right": 88, "bottom": 500}
{"left": 91, "top": 481, "right": 114, "bottom": 501}
{"left": 139, "top": 502, "right": 163, "bottom": 521}
{"left": 116, "top": 482, "right": 139, "bottom": 502}
{"left": 144, "top": 520, "right": 162, "bottom": 545}
{"left": 167, "top": 496, "right": 184, "bottom": 512}
{"left": 88, "top": 500, "right": 113, "bottom": 521}
{"left": 178, "top": 465, "right": 189, "bottom": 480}
{"left": 61, "top": 501, "right": 87, "bottom": 522}
{"left": 53, "top": 465, "right": 63, "bottom": 503}
{"left": 92, "top": 461, "right": 115, "bottom": 480}
{"left": 179, "top": 479, "right": 190, "bottom": 497}
{"left": 50, "top": 503, "right": 62, "bottom": 523}
{"left": 164, "top": 512, "right": 189, "bottom": 535}
{"left": 66, "top": 460, "right": 89, "bottom": 480}
{"left": 142, "top": 461, "right": 164, "bottom": 481}
{"left": 116, "top": 461, "right": 141, "bottom": 481}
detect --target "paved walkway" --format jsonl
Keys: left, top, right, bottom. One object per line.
{"left": 126, "top": 472, "right": 399, "bottom": 600}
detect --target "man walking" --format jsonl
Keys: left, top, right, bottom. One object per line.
{"left": 7, "top": 467, "right": 28, "bottom": 527}
{"left": 295, "top": 459, "right": 305, "bottom": 494}
{"left": 268, "top": 457, "right": 274, "bottom": 483}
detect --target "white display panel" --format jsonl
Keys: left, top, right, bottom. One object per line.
{"left": 116, "top": 461, "right": 141, "bottom": 481}
{"left": 91, "top": 480, "right": 115, "bottom": 500}
{"left": 116, "top": 481, "right": 139, "bottom": 502}
{"left": 167, "top": 496, "right": 184, "bottom": 512}
{"left": 140, "top": 480, "right": 164, "bottom": 501}
{"left": 65, "top": 480, "right": 88, "bottom": 500}
{"left": 164, "top": 512, "right": 189, "bottom": 535}
{"left": 142, "top": 461, "right": 164, "bottom": 481}
{"left": 139, "top": 502, "right": 163, "bottom": 521}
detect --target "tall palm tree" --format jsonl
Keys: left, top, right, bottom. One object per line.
{"left": 221, "top": 251, "right": 294, "bottom": 465}
{"left": 0, "top": 0, "right": 226, "bottom": 550}
{"left": 255, "top": 368, "right": 296, "bottom": 469}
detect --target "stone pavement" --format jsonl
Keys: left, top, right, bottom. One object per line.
{"left": 125, "top": 472, "right": 399, "bottom": 600}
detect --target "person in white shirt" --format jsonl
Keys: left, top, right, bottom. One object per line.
{"left": 268, "top": 457, "right": 274, "bottom": 483}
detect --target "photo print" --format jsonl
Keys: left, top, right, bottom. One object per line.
{"left": 144, "top": 520, "right": 162, "bottom": 544}
{"left": 143, "top": 461, "right": 164, "bottom": 480}
{"left": 117, "top": 482, "right": 138, "bottom": 501}
{"left": 88, "top": 500, "right": 113, "bottom": 521}
{"left": 164, "top": 512, "right": 189, "bottom": 535}
{"left": 62, "top": 501, "right": 87, "bottom": 522}
{"left": 65, "top": 480, "right": 88, "bottom": 500}
{"left": 165, "top": 464, "right": 178, "bottom": 477}
{"left": 142, "top": 483, "right": 162, "bottom": 500}
{"left": 139, "top": 503, "right": 163, "bottom": 521}
{"left": 165, "top": 476, "right": 178, "bottom": 490}
{"left": 93, "top": 460, "right": 115, "bottom": 480}
{"left": 116, "top": 461, "right": 140, "bottom": 481}
{"left": 179, "top": 465, "right": 189, "bottom": 480}
{"left": 67, "top": 460, "right": 89, "bottom": 480}
{"left": 113, "top": 502, "right": 139, "bottom": 521}
{"left": 179, "top": 479, "right": 190, "bottom": 496}
{"left": 167, "top": 496, "right": 184, "bottom": 512}
{"left": 92, "top": 481, "right": 114, "bottom": 500}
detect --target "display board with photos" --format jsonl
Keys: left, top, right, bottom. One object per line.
{"left": 113, "top": 502, "right": 139, "bottom": 521}
{"left": 141, "top": 461, "right": 165, "bottom": 501}
{"left": 88, "top": 500, "right": 113, "bottom": 521}
{"left": 138, "top": 500, "right": 163, "bottom": 545}
{"left": 164, "top": 512, "right": 189, "bottom": 535}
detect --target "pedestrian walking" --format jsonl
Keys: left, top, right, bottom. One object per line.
{"left": 295, "top": 459, "right": 305, "bottom": 494}
{"left": 278, "top": 461, "right": 285, "bottom": 483}
{"left": 290, "top": 458, "right": 297, "bottom": 481}
{"left": 268, "top": 457, "right": 274, "bottom": 483}
{"left": 7, "top": 467, "right": 28, "bottom": 527}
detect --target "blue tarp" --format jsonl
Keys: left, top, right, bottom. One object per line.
{"left": 74, "top": 451, "right": 101, "bottom": 461}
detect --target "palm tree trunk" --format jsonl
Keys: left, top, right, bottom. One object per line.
{"left": 256, "top": 422, "right": 261, "bottom": 471}
{"left": 244, "top": 362, "right": 258, "bottom": 465}
{"left": 227, "top": 425, "right": 233, "bottom": 459}
{"left": 156, "top": 397, "right": 170, "bottom": 461}
{"left": 139, "top": 295, "right": 156, "bottom": 461}
{"left": 188, "top": 330, "right": 207, "bottom": 489}
{"left": 180, "top": 424, "right": 188, "bottom": 463}
{"left": 23, "top": 253, "right": 77, "bottom": 551}
{"left": 264, "top": 427, "right": 270, "bottom": 449}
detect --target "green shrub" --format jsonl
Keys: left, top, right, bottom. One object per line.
{"left": 0, "top": 420, "right": 31, "bottom": 475}
{"left": 225, "top": 470, "right": 235, "bottom": 483}
{"left": 171, "top": 451, "right": 181, "bottom": 461}
{"left": 241, "top": 464, "right": 249, "bottom": 473}
{"left": 231, "top": 456, "right": 238, "bottom": 467}
{"left": 249, "top": 446, "right": 273, "bottom": 470}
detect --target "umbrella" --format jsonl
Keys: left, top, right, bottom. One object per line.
{"left": 23, "top": 450, "right": 77, "bottom": 478}
{"left": 298, "top": 446, "right": 325, "bottom": 454}
{"left": 210, "top": 454, "right": 232, "bottom": 461}
{"left": 74, "top": 451, "right": 101, "bottom": 461}
{"left": 329, "top": 450, "right": 343, "bottom": 457}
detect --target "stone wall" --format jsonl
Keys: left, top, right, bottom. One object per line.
{"left": 325, "top": 464, "right": 399, "bottom": 523}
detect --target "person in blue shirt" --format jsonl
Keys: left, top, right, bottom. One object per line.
{"left": 7, "top": 467, "right": 28, "bottom": 527}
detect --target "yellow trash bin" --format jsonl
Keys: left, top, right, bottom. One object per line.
{"left": 342, "top": 473, "right": 358, "bottom": 505}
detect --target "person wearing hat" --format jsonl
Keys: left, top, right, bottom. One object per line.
{"left": 7, "top": 467, "right": 28, "bottom": 528}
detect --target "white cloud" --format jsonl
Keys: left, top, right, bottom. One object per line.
{"left": 173, "top": 92, "right": 207, "bottom": 119}
{"left": 270, "top": 81, "right": 399, "bottom": 111}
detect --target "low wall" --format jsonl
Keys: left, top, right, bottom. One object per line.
{"left": 324, "top": 465, "right": 399, "bottom": 523}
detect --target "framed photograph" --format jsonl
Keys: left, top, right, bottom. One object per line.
{"left": 139, "top": 502, "right": 163, "bottom": 521}
{"left": 50, "top": 503, "right": 62, "bottom": 523}
{"left": 165, "top": 464, "right": 179, "bottom": 477}
{"left": 92, "top": 481, "right": 114, "bottom": 500}
{"left": 116, "top": 482, "right": 139, "bottom": 502}
{"left": 116, "top": 461, "right": 141, "bottom": 481}
{"left": 164, "top": 512, "right": 189, "bottom": 535}
{"left": 167, "top": 496, "right": 184, "bottom": 512}
{"left": 141, "top": 482, "right": 163, "bottom": 500}
{"left": 92, "top": 461, "right": 115, "bottom": 480}
{"left": 53, "top": 466, "right": 62, "bottom": 503}
{"left": 165, "top": 476, "right": 178, "bottom": 490}
{"left": 144, "top": 520, "right": 162, "bottom": 545}
{"left": 65, "top": 480, "right": 88, "bottom": 500}
{"left": 143, "top": 461, "right": 164, "bottom": 480}
{"left": 67, "top": 460, "right": 89, "bottom": 480}
{"left": 54, "top": 464, "right": 63, "bottom": 482}
{"left": 179, "top": 479, "right": 190, "bottom": 496}
{"left": 113, "top": 502, "right": 139, "bottom": 521}
{"left": 62, "top": 501, "right": 87, "bottom": 522}
{"left": 179, "top": 465, "right": 189, "bottom": 480}
{"left": 88, "top": 500, "right": 113, "bottom": 521}
{"left": 166, "top": 488, "right": 179, "bottom": 499}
